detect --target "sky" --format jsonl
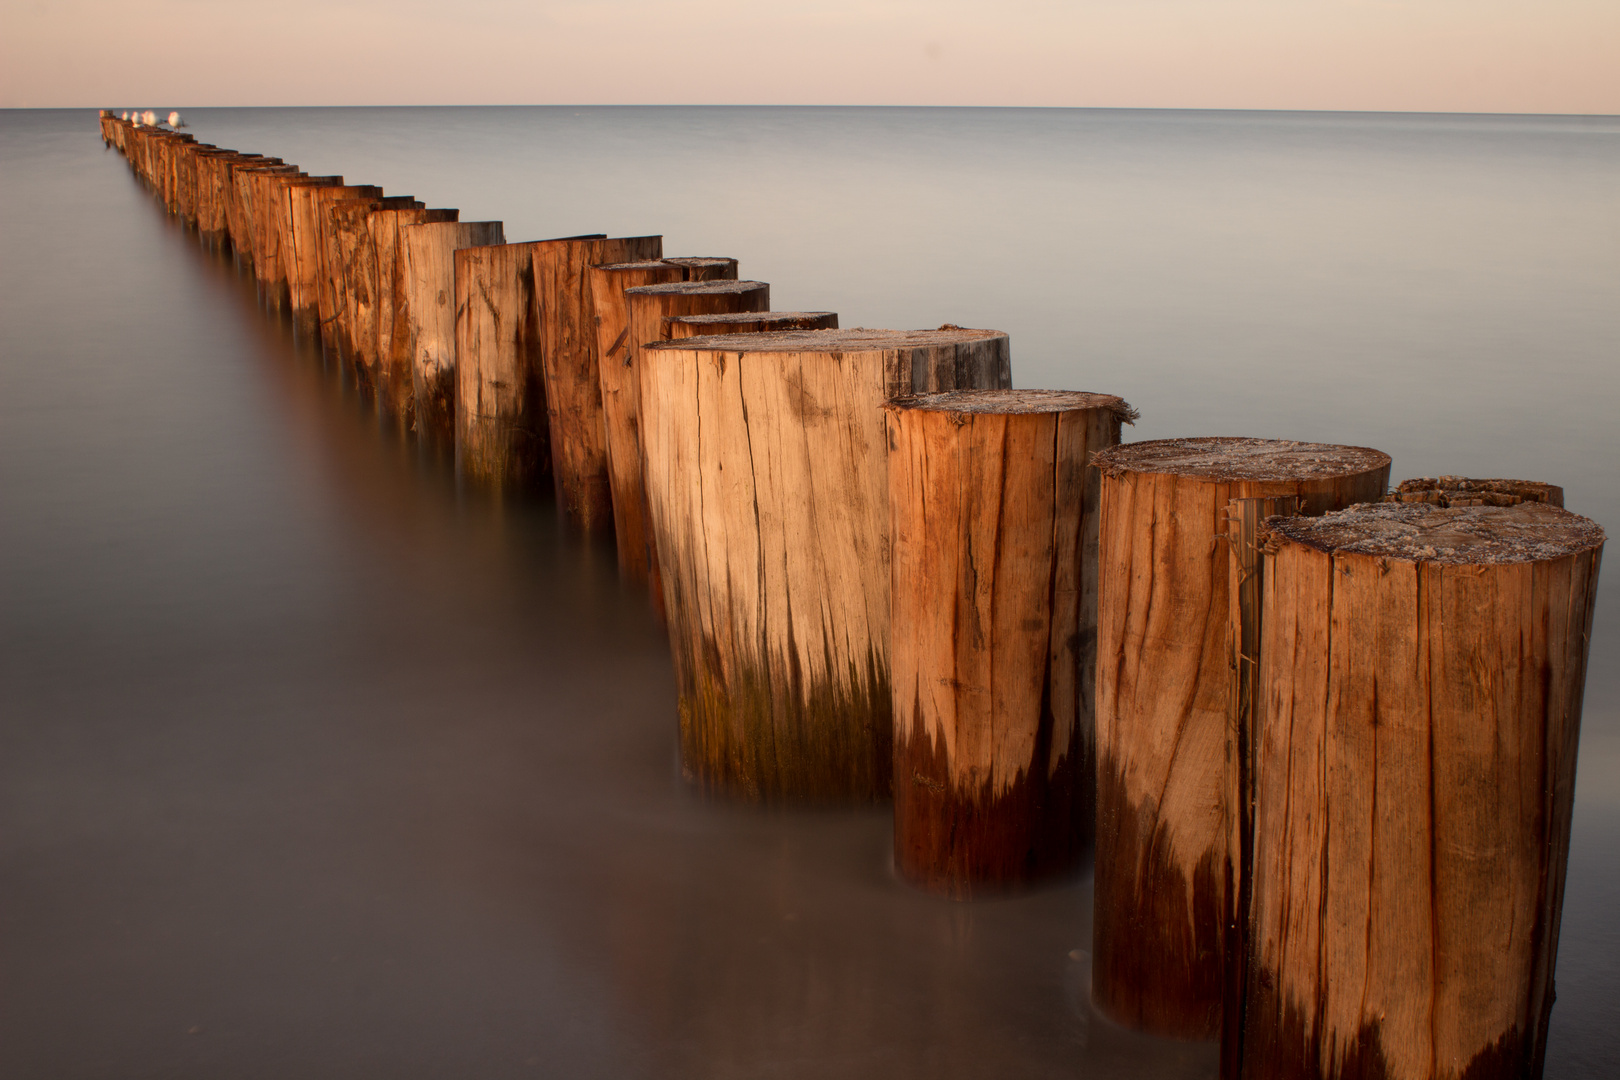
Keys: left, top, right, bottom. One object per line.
{"left": 2, "top": 0, "right": 1616, "bottom": 113}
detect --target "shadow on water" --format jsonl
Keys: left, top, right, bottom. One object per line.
{"left": 0, "top": 117, "right": 1218, "bottom": 1078}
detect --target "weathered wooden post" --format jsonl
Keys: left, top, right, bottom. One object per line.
{"left": 400, "top": 219, "right": 506, "bottom": 443}
{"left": 1238, "top": 501, "right": 1603, "bottom": 1080}
{"left": 222, "top": 158, "right": 286, "bottom": 259}
{"left": 228, "top": 162, "right": 290, "bottom": 270}
{"left": 370, "top": 206, "right": 458, "bottom": 424}
{"left": 533, "top": 235, "right": 664, "bottom": 533}
{"left": 601, "top": 279, "right": 770, "bottom": 587}
{"left": 884, "top": 389, "right": 1135, "bottom": 896}
{"left": 638, "top": 327, "right": 1012, "bottom": 802}
{"left": 256, "top": 174, "right": 343, "bottom": 310}
{"left": 194, "top": 151, "right": 257, "bottom": 250}
{"left": 1090, "top": 437, "right": 1390, "bottom": 1039}
{"left": 327, "top": 195, "right": 422, "bottom": 379}
{"left": 286, "top": 183, "right": 368, "bottom": 340}
{"left": 1388, "top": 475, "right": 1564, "bottom": 508}
{"left": 455, "top": 241, "right": 550, "bottom": 490}
{"left": 663, "top": 311, "right": 838, "bottom": 339}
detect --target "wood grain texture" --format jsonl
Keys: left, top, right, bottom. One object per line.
{"left": 260, "top": 175, "right": 343, "bottom": 311}
{"left": 370, "top": 207, "right": 458, "bottom": 424}
{"left": 639, "top": 327, "right": 1012, "bottom": 803}
{"left": 886, "top": 390, "right": 1134, "bottom": 896}
{"left": 400, "top": 220, "right": 506, "bottom": 444}
{"left": 533, "top": 236, "right": 664, "bottom": 533}
{"left": 229, "top": 163, "right": 299, "bottom": 272}
{"left": 455, "top": 242, "right": 551, "bottom": 491}
{"left": 304, "top": 185, "right": 382, "bottom": 346}
{"left": 327, "top": 196, "right": 422, "bottom": 381}
{"left": 1240, "top": 502, "right": 1604, "bottom": 1080}
{"left": 1091, "top": 437, "right": 1391, "bottom": 1040}
{"left": 1221, "top": 495, "right": 1303, "bottom": 1080}
{"left": 606, "top": 280, "right": 771, "bottom": 588}
{"left": 589, "top": 261, "right": 688, "bottom": 581}
{"left": 220, "top": 158, "right": 284, "bottom": 258}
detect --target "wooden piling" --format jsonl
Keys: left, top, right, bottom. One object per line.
{"left": 588, "top": 261, "right": 687, "bottom": 578}
{"left": 400, "top": 220, "right": 506, "bottom": 443}
{"left": 257, "top": 174, "right": 343, "bottom": 310}
{"left": 285, "top": 183, "right": 367, "bottom": 339}
{"left": 600, "top": 279, "right": 771, "bottom": 587}
{"left": 533, "top": 235, "right": 664, "bottom": 533}
{"left": 638, "top": 327, "right": 1012, "bottom": 803}
{"left": 663, "top": 311, "right": 838, "bottom": 339}
{"left": 1238, "top": 501, "right": 1603, "bottom": 1080}
{"left": 884, "top": 389, "right": 1135, "bottom": 896}
{"left": 455, "top": 241, "right": 551, "bottom": 489}
{"left": 370, "top": 206, "right": 458, "bottom": 424}
{"left": 1387, "top": 475, "right": 1564, "bottom": 508}
{"left": 327, "top": 195, "right": 423, "bottom": 381}
{"left": 229, "top": 163, "right": 299, "bottom": 272}
{"left": 1090, "top": 437, "right": 1390, "bottom": 1039}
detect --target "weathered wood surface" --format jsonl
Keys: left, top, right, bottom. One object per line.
{"left": 327, "top": 195, "right": 422, "bottom": 381}
{"left": 604, "top": 279, "right": 771, "bottom": 587}
{"left": 309, "top": 186, "right": 385, "bottom": 346}
{"left": 886, "top": 389, "right": 1134, "bottom": 897}
{"left": 588, "top": 261, "right": 687, "bottom": 577}
{"left": 534, "top": 235, "right": 663, "bottom": 533}
{"left": 370, "top": 207, "right": 458, "bottom": 424}
{"left": 259, "top": 174, "right": 343, "bottom": 310}
{"left": 662, "top": 256, "right": 738, "bottom": 281}
{"left": 1239, "top": 502, "right": 1603, "bottom": 1080}
{"left": 1220, "top": 494, "right": 1302, "bottom": 1080}
{"left": 400, "top": 220, "right": 506, "bottom": 443}
{"left": 229, "top": 163, "right": 300, "bottom": 271}
{"left": 1090, "top": 437, "right": 1391, "bottom": 1039}
{"left": 287, "top": 184, "right": 382, "bottom": 339}
{"left": 1387, "top": 475, "right": 1564, "bottom": 509}
{"left": 194, "top": 151, "right": 257, "bottom": 249}
{"left": 455, "top": 241, "right": 550, "bottom": 490}
{"left": 663, "top": 310, "right": 838, "bottom": 339}
{"left": 219, "top": 157, "right": 283, "bottom": 256}
{"left": 639, "top": 327, "right": 1012, "bottom": 803}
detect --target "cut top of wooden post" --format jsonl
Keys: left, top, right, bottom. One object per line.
{"left": 644, "top": 326, "right": 1014, "bottom": 398}
{"left": 1263, "top": 499, "right": 1603, "bottom": 564}
{"left": 662, "top": 256, "right": 738, "bottom": 280}
{"left": 885, "top": 387, "right": 1137, "bottom": 418}
{"left": 663, "top": 311, "right": 838, "bottom": 339}
{"left": 1092, "top": 436, "right": 1391, "bottom": 486}
{"left": 1386, "top": 475, "right": 1564, "bottom": 509}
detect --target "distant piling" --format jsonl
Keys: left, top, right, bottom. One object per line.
{"left": 533, "top": 235, "right": 664, "bottom": 533}
{"left": 400, "top": 220, "right": 506, "bottom": 444}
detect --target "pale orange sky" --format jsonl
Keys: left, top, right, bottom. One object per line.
{"left": 2, "top": 0, "right": 1616, "bottom": 113}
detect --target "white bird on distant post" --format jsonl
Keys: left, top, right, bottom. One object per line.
{"left": 168, "top": 111, "right": 184, "bottom": 128}
{"left": 141, "top": 109, "right": 157, "bottom": 126}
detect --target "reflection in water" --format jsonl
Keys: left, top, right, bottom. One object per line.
{"left": 1, "top": 107, "right": 1615, "bottom": 1078}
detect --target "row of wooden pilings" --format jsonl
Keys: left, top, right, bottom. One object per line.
{"left": 99, "top": 110, "right": 1604, "bottom": 1080}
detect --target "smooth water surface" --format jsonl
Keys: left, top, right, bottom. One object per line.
{"left": 2, "top": 106, "right": 1617, "bottom": 1078}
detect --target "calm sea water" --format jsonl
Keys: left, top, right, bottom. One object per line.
{"left": 2, "top": 106, "right": 1616, "bottom": 1078}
